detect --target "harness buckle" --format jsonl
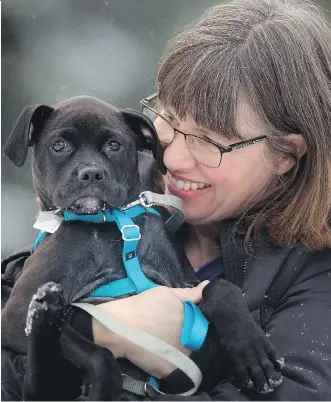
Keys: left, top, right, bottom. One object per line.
{"left": 144, "top": 378, "right": 162, "bottom": 397}
{"left": 101, "top": 210, "right": 107, "bottom": 222}
{"left": 121, "top": 224, "right": 141, "bottom": 241}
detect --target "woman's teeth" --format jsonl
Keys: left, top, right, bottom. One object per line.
{"left": 169, "top": 176, "right": 210, "bottom": 191}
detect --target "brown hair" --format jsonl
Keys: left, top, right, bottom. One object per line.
{"left": 157, "top": 0, "right": 331, "bottom": 251}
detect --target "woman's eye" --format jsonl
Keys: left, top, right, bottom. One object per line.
{"left": 105, "top": 140, "right": 122, "bottom": 152}
{"left": 52, "top": 140, "right": 68, "bottom": 152}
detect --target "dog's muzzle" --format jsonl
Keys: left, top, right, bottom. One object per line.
{"left": 69, "top": 197, "right": 107, "bottom": 215}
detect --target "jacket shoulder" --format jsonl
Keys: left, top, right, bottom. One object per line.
{"left": 291, "top": 247, "right": 331, "bottom": 287}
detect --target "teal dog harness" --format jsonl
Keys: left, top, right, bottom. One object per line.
{"left": 32, "top": 191, "right": 209, "bottom": 351}
{"left": 33, "top": 191, "right": 209, "bottom": 396}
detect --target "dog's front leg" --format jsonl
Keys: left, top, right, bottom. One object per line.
{"left": 200, "top": 279, "right": 284, "bottom": 394}
{"left": 61, "top": 321, "right": 123, "bottom": 401}
{"left": 23, "top": 282, "right": 82, "bottom": 401}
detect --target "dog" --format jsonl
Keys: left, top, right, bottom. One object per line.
{"left": 2, "top": 96, "right": 284, "bottom": 400}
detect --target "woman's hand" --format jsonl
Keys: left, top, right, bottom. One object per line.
{"left": 92, "top": 281, "right": 209, "bottom": 378}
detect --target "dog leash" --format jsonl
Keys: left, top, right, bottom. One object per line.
{"left": 71, "top": 301, "right": 203, "bottom": 397}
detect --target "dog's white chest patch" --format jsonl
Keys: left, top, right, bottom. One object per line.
{"left": 33, "top": 211, "right": 64, "bottom": 233}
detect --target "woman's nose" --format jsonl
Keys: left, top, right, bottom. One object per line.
{"left": 163, "top": 132, "right": 197, "bottom": 171}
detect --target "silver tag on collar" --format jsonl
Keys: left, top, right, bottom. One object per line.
{"left": 33, "top": 211, "right": 64, "bottom": 233}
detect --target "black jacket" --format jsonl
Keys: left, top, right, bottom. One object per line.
{"left": 2, "top": 228, "right": 331, "bottom": 401}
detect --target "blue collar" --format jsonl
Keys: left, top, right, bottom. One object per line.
{"left": 63, "top": 205, "right": 160, "bottom": 223}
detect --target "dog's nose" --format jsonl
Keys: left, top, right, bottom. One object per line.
{"left": 78, "top": 167, "right": 105, "bottom": 182}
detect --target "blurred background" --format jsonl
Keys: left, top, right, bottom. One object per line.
{"left": 2, "top": 0, "right": 330, "bottom": 256}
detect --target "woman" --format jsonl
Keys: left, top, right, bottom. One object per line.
{"left": 2, "top": 0, "right": 331, "bottom": 400}
{"left": 92, "top": 0, "right": 331, "bottom": 399}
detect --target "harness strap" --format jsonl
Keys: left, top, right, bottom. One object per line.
{"left": 32, "top": 231, "right": 48, "bottom": 252}
{"left": 111, "top": 209, "right": 158, "bottom": 293}
{"left": 87, "top": 277, "right": 137, "bottom": 298}
{"left": 71, "top": 302, "right": 203, "bottom": 397}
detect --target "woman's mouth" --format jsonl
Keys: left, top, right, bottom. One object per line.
{"left": 167, "top": 174, "right": 211, "bottom": 199}
{"left": 168, "top": 174, "right": 211, "bottom": 191}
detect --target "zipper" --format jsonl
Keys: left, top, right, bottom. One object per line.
{"left": 242, "top": 259, "right": 248, "bottom": 287}
{"left": 241, "top": 238, "right": 252, "bottom": 286}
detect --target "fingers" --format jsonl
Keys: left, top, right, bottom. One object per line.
{"left": 171, "top": 281, "right": 210, "bottom": 303}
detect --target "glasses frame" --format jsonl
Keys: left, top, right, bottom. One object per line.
{"left": 140, "top": 92, "right": 268, "bottom": 168}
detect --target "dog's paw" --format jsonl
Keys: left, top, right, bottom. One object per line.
{"left": 229, "top": 336, "right": 284, "bottom": 394}
{"left": 201, "top": 279, "right": 285, "bottom": 393}
{"left": 25, "top": 282, "right": 64, "bottom": 336}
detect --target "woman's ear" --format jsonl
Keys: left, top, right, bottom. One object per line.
{"left": 277, "top": 134, "right": 307, "bottom": 175}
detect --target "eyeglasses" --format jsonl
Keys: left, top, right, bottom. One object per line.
{"left": 140, "top": 92, "right": 268, "bottom": 168}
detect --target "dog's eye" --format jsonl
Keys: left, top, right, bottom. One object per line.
{"left": 105, "top": 140, "right": 122, "bottom": 152}
{"left": 52, "top": 140, "right": 67, "bottom": 152}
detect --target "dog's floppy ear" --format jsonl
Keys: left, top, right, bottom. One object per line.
{"left": 122, "top": 109, "right": 167, "bottom": 175}
{"left": 4, "top": 104, "right": 54, "bottom": 167}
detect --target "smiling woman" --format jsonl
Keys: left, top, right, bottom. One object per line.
{"left": 155, "top": 3, "right": 331, "bottom": 250}
{"left": 88, "top": 0, "right": 331, "bottom": 400}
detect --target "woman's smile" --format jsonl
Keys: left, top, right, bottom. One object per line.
{"left": 166, "top": 172, "right": 212, "bottom": 200}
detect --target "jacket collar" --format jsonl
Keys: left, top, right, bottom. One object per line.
{"left": 218, "top": 218, "right": 247, "bottom": 288}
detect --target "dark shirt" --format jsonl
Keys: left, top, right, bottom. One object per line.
{"left": 195, "top": 256, "right": 222, "bottom": 282}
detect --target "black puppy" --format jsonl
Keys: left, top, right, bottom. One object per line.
{"left": 2, "top": 96, "right": 283, "bottom": 400}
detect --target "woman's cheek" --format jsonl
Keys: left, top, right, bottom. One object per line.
{"left": 207, "top": 164, "right": 238, "bottom": 187}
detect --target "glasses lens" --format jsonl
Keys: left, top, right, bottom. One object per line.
{"left": 141, "top": 96, "right": 221, "bottom": 168}
{"left": 141, "top": 95, "right": 160, "bottom": 122}
{"left": 142, "top": 105, "right": 157, "bottom": 123}
{"left": 187, "top": 136, "right": 222, "bottom": 168}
